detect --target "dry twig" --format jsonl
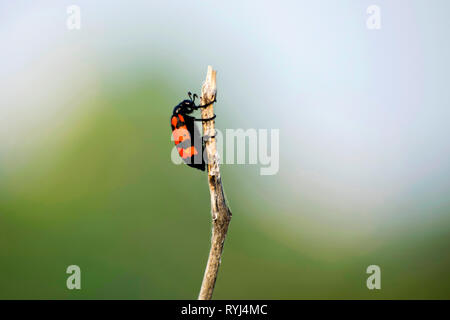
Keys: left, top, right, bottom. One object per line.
{"left": 198, "top": 66, "right": 232, "bottom": 300}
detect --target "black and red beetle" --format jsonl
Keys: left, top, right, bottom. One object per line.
{"left": 170, "top": 92, "right": 216, "bottom": 171}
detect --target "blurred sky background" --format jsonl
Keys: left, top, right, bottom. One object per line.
{"left": 0, "top": 0, "right": 449, "bottom": 299}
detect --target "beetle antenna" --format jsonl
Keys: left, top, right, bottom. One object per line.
{"left": 188, "top": 92, "right": 193, "bottom": 100}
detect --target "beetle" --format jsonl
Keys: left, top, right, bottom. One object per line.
{"left": 170, "top": 92, "right": 216, "bottom": 171}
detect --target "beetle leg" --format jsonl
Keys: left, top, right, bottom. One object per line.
{"left": 190, "top": 97, "right": 217, "bottom": 110}
{"left": 194, "top": 114, "right": 216, "bottom": 122}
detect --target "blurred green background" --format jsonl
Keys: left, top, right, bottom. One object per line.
{"left": 0, "top": 1, "right": 450, "bottom": 299}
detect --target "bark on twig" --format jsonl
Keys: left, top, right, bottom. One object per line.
{"left": 198, "top": 66, "right": 232, "bottom": 300}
